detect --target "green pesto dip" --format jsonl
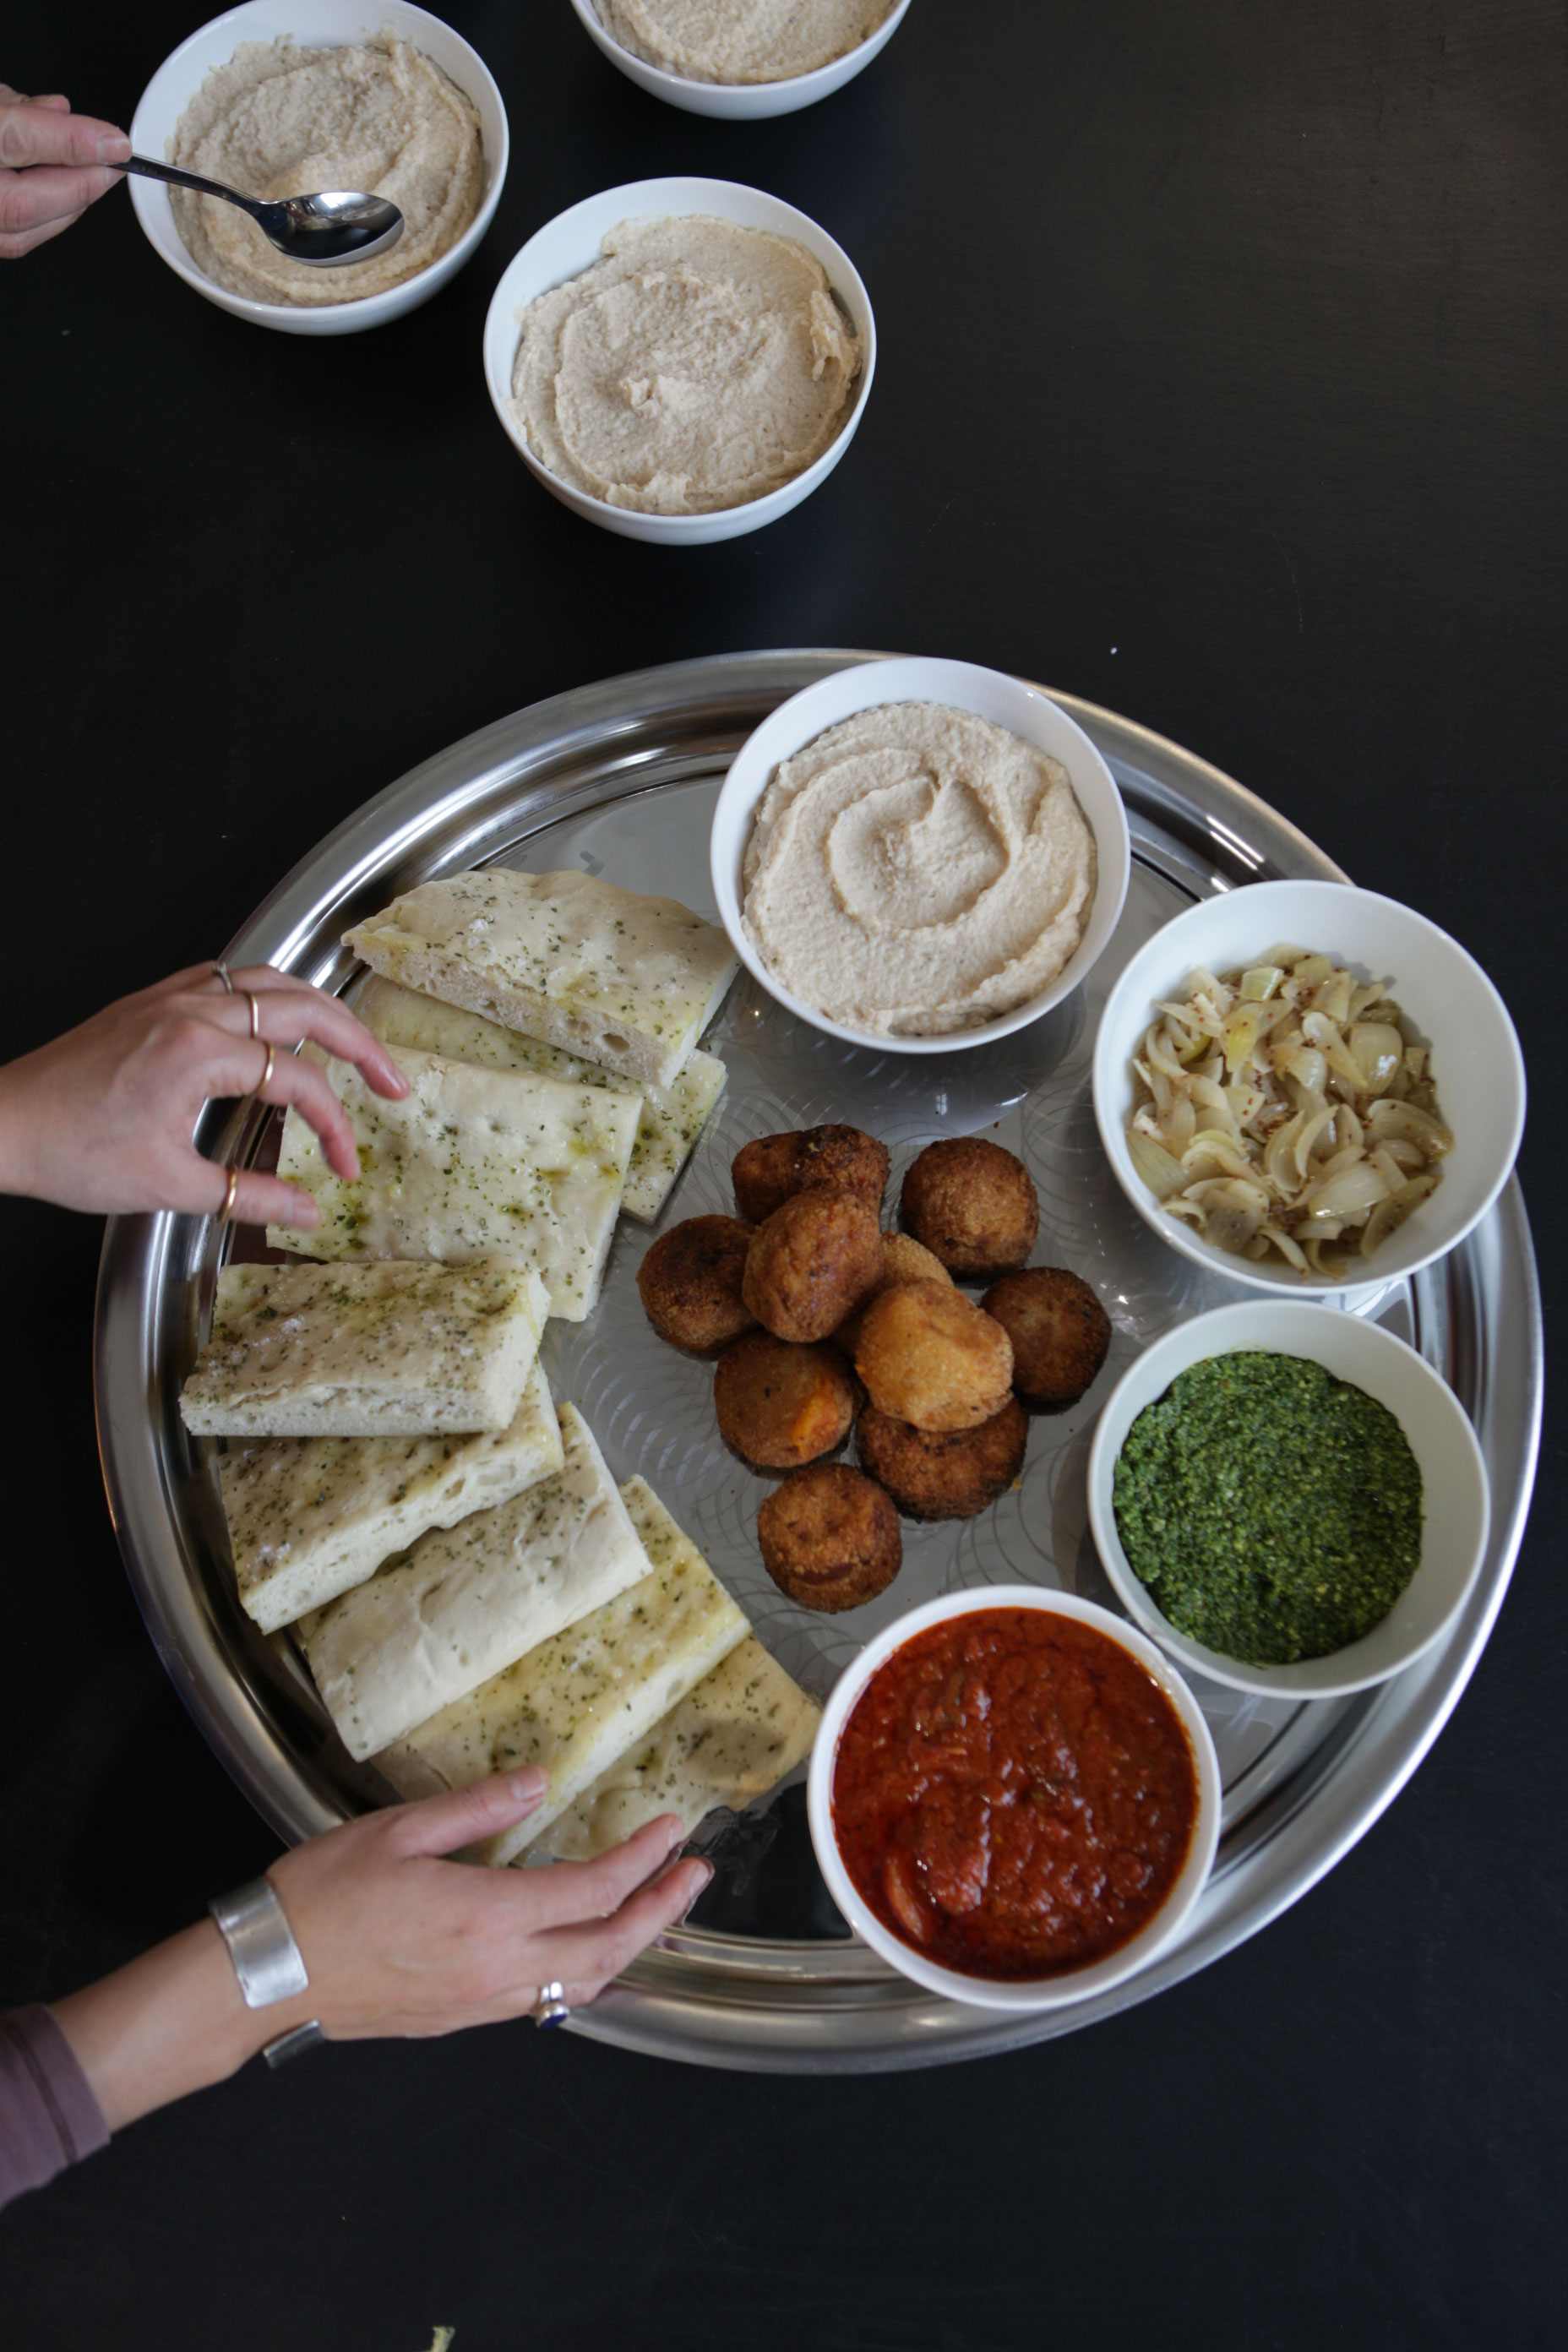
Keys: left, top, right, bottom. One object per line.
{"left": 1112, "top": 1351, "right": 1424, "bottom": 1665}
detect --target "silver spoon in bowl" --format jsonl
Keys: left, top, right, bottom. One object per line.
{"left": 122, "top": 154, "right": 403, "bottom": 266}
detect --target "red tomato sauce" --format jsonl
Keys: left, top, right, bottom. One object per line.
{"left": 832, "top": 1608, "right": 1200, "bottom": 1980}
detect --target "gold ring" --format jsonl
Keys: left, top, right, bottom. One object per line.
{"left": 256, "top": 1041, "right": 276, "bottom": 1094}
{"left": 244, "top": 990, "right": 262, "bottom": 1041}
{"left": 211, "top": 961, "right": 235, "bottom": 994}
{"left": 218, "top": 1166, "right": 241, "bottom": 1224}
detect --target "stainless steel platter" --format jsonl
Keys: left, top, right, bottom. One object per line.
{"left": 94, "top": 651, "right": 1542, "bottom": 2073}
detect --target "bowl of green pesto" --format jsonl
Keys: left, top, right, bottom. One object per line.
{"left": 1086, "top": 1302, "right": 1491, "bottom": 1698}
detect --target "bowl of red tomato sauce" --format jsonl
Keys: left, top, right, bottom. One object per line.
{"left": 808, "top": 1588, "right": 1222, "bottom": 2010}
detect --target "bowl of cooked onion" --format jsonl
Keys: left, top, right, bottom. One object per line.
{"left": 1092, "top": 880, "right": 1526, "bottom": 1298}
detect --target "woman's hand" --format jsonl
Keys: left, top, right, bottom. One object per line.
{"left": 52, "top": 1773, "right": 710, "bottom": 2131}
{"left": 0, "top": 961, "right": 409, "bottom": 1228}
{"left": 0, "top": 86, "right": 130, "bottom": 258}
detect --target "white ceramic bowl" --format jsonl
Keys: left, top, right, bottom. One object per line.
{"left": 129, "top": 3, "right": 509, "bottom": 336}
{"left": 1092, "top": 878, "right": 1526, "bottom": 1298}
{"left": 1086, "top": 1300, "right": 1492, "bottom": 1700}
{"left": 807, "top": 1587, "right": 1221, "bottom": 2012}
{"left": 482, "top": 177, "right": 874, "bottom": 545}
{"left": 568, "top": 0, "right": 911, "bottom": 118}
{"left": 710, "top": 656, "right": 1132, "bottom": 1053}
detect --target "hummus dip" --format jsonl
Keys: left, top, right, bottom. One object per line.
{"left": 513, "top": 215, "right": 861, "bottom": 515}
{"left": 596, "top": 0, "right": 896, "bottom": 84}
{"left": 169, "top": 35, "right": 483, "bottom": 307}
{"left": 742, "top": 703, "right": 1097, "bottom": 1036}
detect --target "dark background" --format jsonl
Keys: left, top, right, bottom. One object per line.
{"left": 2, "top": 2, "right": 1563, "bottom": 2344}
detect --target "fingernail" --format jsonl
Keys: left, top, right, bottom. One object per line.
{"left": 97, "top": 132, "right": 131, "bottom": 162}
{"left": 508, "top": 1767, "right": 547, "bottom": 1804}
{"left": 680, "top": 1862, "right": 714, "bottom": 1921}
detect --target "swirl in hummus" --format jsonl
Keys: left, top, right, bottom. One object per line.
{"left": 595, "top": 0, "right": 897, "bottom": 84}
{"left": 512, "top": 215, "right": 861, "bottom": 516}
{"left": 741, "top": 703, "right": 1097, "bottom": 1037}
{"left": 168, "top": 35, "right": 483, "bottom": 307}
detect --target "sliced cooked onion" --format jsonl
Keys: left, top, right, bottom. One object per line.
{"left": 1359, "top": 1172, "right": 1440, "bottom": 1255}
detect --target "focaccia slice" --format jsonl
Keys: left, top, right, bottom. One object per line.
{"left": 179, "top": 1258, "right": 547, "bottom": 1439}
{"left": 299, "top": 1405, "right": 647, "bottom": 1761}
{"left": 266, "top": 1048, "right": 639, "bottom": 1320}
{"left": 354, "top": 975, "right": 727, "bottom": 1223}
{"left": 343, "top": 867, "right": 737, "bottom": 1090}
{"left": 542, "top": 1636, "right": 820, "bottom": 1862}
{"left": 220, "top": 1361, "right": 563, "bottom": 1635}
{"left": 375, "top": 1477, "right": 749, "bottom": 1866}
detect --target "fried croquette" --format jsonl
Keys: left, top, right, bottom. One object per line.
{"left": 756, "top": 1464, "right": 903, "bottom": 1611}
{"left": 858, "top": 1397, "right": 1029, "bottom": 1522}
{"left": 714, "top": 1332, "right": 858, "bottom": 1470}
{"left": 741, "top": 1190, "right": 884, "bottom": 1343}
{"left": 853, "top": 1280, "right": 1014, "bottom": 1431}
{"left": 833, "top": 1231, "right": 954, "bottom": 1354}
{"left": 732, "top": 1124, "right": 890, "bottom": 1224}
{"left": 901, "top": 1137, "right": 1040, "bottom": 1273}
{"left": 635, "top": 1216, "right": 756, "bottom": 1352}
{"left": 982, "top": 1267, "right": 1112, "bottom": 1407}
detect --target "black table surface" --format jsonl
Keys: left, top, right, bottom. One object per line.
{"left": 2, "top": 3, "right": 1563, "bottom": 2344}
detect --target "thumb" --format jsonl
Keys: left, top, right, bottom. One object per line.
{"left": 0, "top": 101, "right": 130, "bottom": 170}
{"left": 386, "top": 1769, "right": 548, "bottom": 1859}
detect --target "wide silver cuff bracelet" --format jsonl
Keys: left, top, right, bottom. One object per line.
{"left": 209, "top": 1875, "right": 310, "bottom": 2008}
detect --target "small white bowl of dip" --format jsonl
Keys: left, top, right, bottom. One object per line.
{"left": 1085, "top": 1299, "right": 1493, "bottom": 1700}
{"left": 710, "top": 656, "right": 1132, "bottom": 1054}
{"left": 807, "top": 1586, "right": 1221, "bottom": 2012}
{"left": 482, "top": 177, "right": 875, "bottom": 545}
{"left": 129, "top": 3, "right": 508, "bottom": 336}
{"left": 1092, "top": 879, "right": 1527, "bottom": 1298}
{"left": 568, "top": 0, "right": 912, "bottom": 118}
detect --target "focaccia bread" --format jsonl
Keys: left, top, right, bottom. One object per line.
{"left": 376, "top": 1477, "right": 749, "bottom": 1866}
{"left": 266, "top": 1048, "right": 639, "bottom": 1321}
{"left": 343, "top": 867, "right": 737, "bottom": 1090}
{"left": 354, "top": 974, "right": 727, "bottom": 1223}
{"left": 298, "top": 1405, "right": 648, "bottom": 1761}
{"left": 542, "top": 1636, "right": 820, "bottom": 1861}
{"left": 179, "top": 1258, "right": 548, "bottom": 1438}
{"left": 220, "top": 1362, "right": 563, "bottom": 1635}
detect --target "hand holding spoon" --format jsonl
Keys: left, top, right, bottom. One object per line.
{"left": 121, "top": 153, "right": 402, "bottom": 265}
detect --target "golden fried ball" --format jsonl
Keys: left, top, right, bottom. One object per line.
{"left": 714, "top": 1332, "right": 858, "bottom": 1470}
{"left": 741, "top": 1190, "right": 884, "bottom": 1344}
{"left": 982, "top": 1267, "right": 1113, "bottom": 1407}
{"left": 833, "top": 1231, "right": 954, "bottom": 1356}
{"left": 635, "top": 1216, "right": 756, "bottom": 1353}
{"left": 853, "top": 1280, "right": 1014, "bottom": 1431}
{"left": 757, "top": 1464, "right": 903, "bottom": 1612}
{"left": 732, "top": 1125, "right": 890, "bottom": 1225}
{"left": 858, "top": 1398, "right": 1029, "bottom": 1522}
{"left": 900, "top": 1137, "right": 1040, "bottom": 1274}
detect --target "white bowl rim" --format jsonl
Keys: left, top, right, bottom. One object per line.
{"left": 709, "top": 654, "right": 1133, "bottom": 1054}
{"left": 567, "top": 0, "right": 913, "bottom": 100}
{"left": 806, "top": 1583, "right": 1222, "bottom": 2011}
{"left": 1091, "top": 876, "right": 1527, "bottom": 1297}
{"left": 1084, "top": 1298, "right": 1494, "bottom": 1699}
{"left": 128, "top": 1, "right": 509, "bottom": 328}
{"left": 482, "top": 175, "right": 875, "bottom": 534}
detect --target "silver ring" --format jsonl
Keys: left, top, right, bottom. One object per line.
{"left": 530, "top": 1980, "right": 570, "bottom": 2029}
{"left": 211, "top": 961, "right": 235, "bottom": 994}
{"left": 244, "top": 989, "right": 262, "bottom": 1041}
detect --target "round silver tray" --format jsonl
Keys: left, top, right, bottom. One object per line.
{"left": 95, "top": 651, "right": 1542, "bottom": 2073}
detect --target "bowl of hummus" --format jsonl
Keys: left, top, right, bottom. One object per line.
{"left": 129, "top": 3, "right": 507, "bottom": 335}
{"left": 482, "top": 178, "right": 875, "bottom": 545}
{"left": 568, "top": 0, "right": 912, "bottom": 117}
{"left": 710, "top": 658, "right": 1131, "bottom": 1054}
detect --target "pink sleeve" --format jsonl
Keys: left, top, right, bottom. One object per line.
{"left": 0, "top": 2006, "right": 110, "bottom": 2209}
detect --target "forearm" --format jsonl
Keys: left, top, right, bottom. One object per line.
{"left": 48, "top": 1918, "right": 315, "bottom": 2133}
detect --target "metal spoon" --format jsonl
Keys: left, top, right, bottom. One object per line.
{"left": 122, "top": 154, "right": 403, "bottom": 266}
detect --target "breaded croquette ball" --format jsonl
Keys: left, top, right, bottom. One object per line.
{"left": 833, "top": 1231, "right": 954, "bottom": 1355}
{"left": 853, "top": 1280, "right": 1013, "bottom": 1431}
{"left": 742, "top": 1190, "right": 884, "bottom": 1344}
{"left": 901, "top": 1136, "right": 1039, "bottom": 1274}
{"left": 732, "top": 1124, "right": 890, "bottom": 1225}
{"left": 858, "top": 1398, "right": 1029, "bottom": 1522}
{"left": 757, "top": 1464, "right": 903, "bottom": 1611}
{"left": 982, "top": 1266, "right": 1112, "bottom": 1407}
{"left": 636, "top": 1216, "right": 756, "bottom": 1352}
{"left": 715, "top": 1332, "right": 858, "bottom": 1470}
